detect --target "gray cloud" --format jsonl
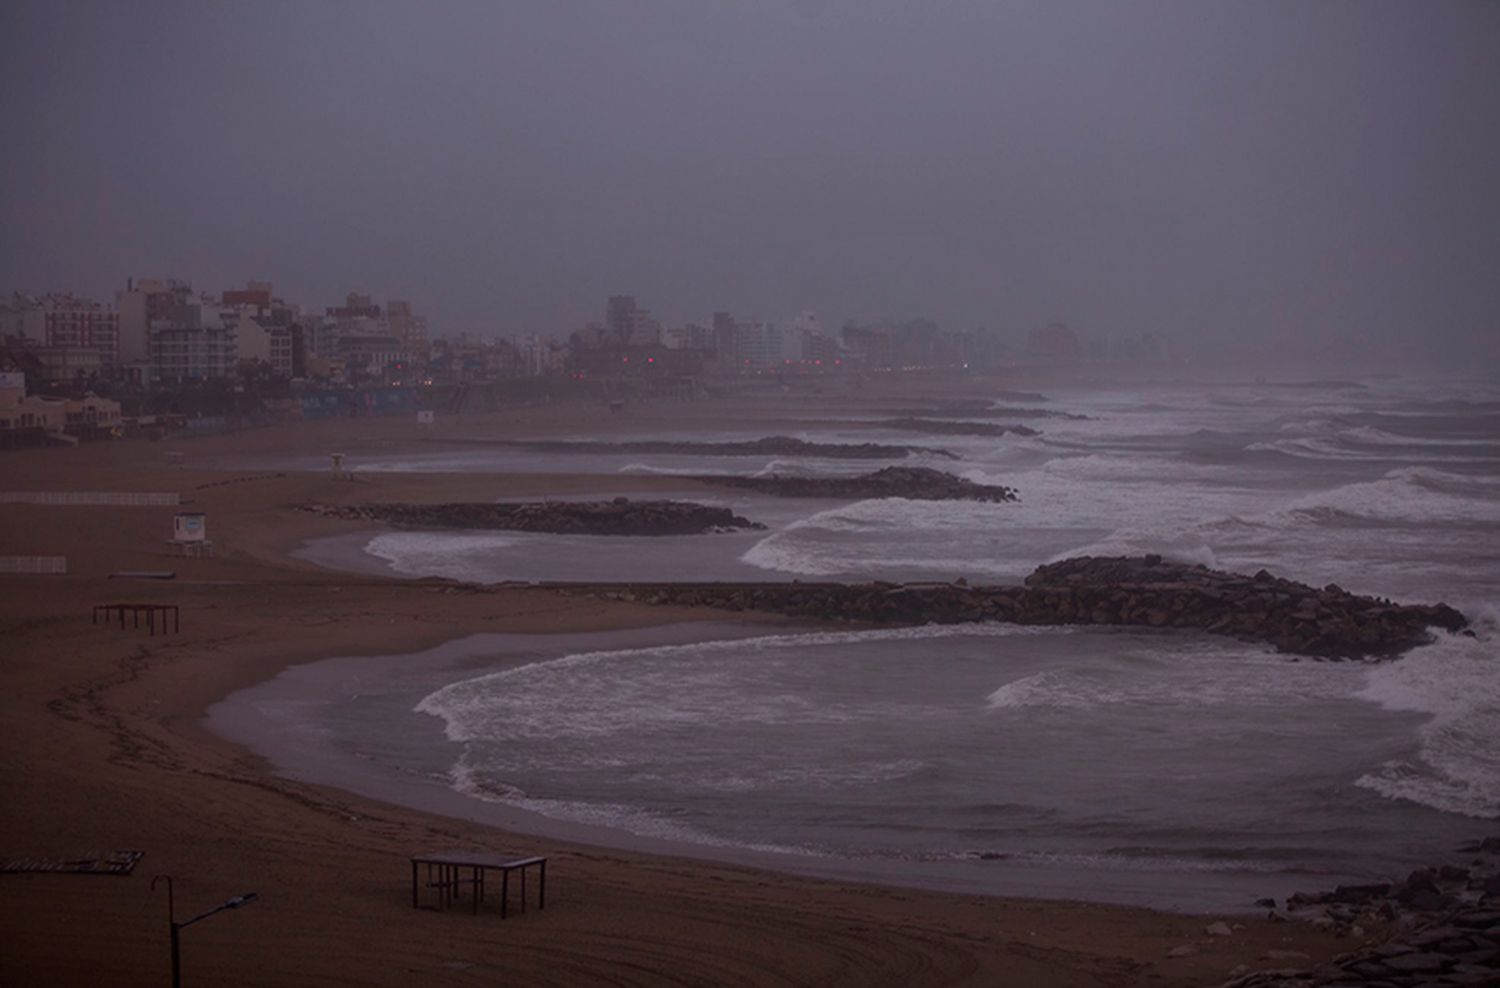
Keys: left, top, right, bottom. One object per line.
{"left": 3, "top": 0, "right": 1497, "bottom": 360}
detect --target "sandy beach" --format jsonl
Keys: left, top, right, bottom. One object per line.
{"left": 1, "top": 394, "right": 1367, "bottom": 986}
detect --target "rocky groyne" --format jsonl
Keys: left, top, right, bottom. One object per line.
{"left": 696, "top": 466, "right": 1018, "bottom": 502}
{"left": 300, "top": 498, "right": 766, "bottom": 535}
{"left": 449, "top": 435, "right": 958, "bottom": 460}
{"left": 876, "top": 417, "right": 1040, "bottom": 438}
{"left": 1217, "top": 838, "right": 1500, "bottom": 987}
{"left": 576, "top": 555, "right": 1466, "bottom": 659}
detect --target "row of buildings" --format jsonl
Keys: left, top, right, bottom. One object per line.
{"left": 1, "top": 280, "right": 435, "bottom": 389}
{"left": 0, "top": 370, "right": 121, "bottom": 447}
{"left": 1, "top": 282, "right": 965, "bottom": 394}
{"left": 567, "top": 296, "right": 1010, "bottom": 378}
{"left": 3, "top": 280, "right": 1169, "bottom": 400}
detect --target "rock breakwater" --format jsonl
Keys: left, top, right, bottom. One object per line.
{"left": 580, "top": 556, "right": 1466, "bottom": 659}
{"left": 300, "top": 498, "right": 766, "bottom": 535}
{"left": 696, "top": 466, "right": 1018, "bottom": 502}
{"left": 1218, "top": 838, "right": 1500, "bottom": 987}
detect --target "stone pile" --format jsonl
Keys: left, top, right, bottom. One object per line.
{"left": 1025, "top": 556, "right": 1467, "bottom": 657}
{"left": 1218, "top": 838, "right": 1500, "bottom": 987}
{"left": 697, "top": 466, "right": 1018, "bottom": 502}
{"left": 877, "top": 417, "right": 1040, "bottom": 438}
{"left": 462, "top": 435, "right": 958, "bottom": 460}
{"left": 300, "top": 498, "right": 766, "bottom": 536}
{"left": 582, "top": 555, "right": 1466, "bottom": 659}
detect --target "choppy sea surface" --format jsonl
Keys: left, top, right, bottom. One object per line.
{"left": 267, "top": 374, "right": 1499, "bottom": 907}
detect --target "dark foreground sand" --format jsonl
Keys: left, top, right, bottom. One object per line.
{"left": 0, "top": 394, "right": 1367, "bottom": 986}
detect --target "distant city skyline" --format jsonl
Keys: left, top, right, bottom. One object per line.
{"left": 4, "top": 1, "right": 1498, "bottom": 362}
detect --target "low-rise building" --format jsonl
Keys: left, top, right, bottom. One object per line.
{"left": 0, "top": 370, "right": 119, "bottom": 444}
{"left": 336, "top": 333, "right": 412, "bottom": 384}
{"left": 62, "top": 392, "right": 122, "bottom": 438}
{"left": 150, "top": 311, "right": 238, "bottom": 382}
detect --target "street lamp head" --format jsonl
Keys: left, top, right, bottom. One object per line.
{"left": 224, "top": 893, "right": 258, "bottom": 909}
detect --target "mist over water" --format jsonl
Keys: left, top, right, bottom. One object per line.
{"left": 267, "top": 373, "right": 1500, "bottom": 906}
{"left": 416, "top": 623, "right": 1492, "bottom": 878}
{"left": 339, "top": 374, "right": 1500, "bottom": 602}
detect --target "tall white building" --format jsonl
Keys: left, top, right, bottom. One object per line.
{"left": 116, "top": 277, "right": 192, "bottom": 365}
{"left": 735, "top": 320, "right": 783, "bottom": 369}
{"left": 148, "top": 293, "right": 239, "bottom": 382}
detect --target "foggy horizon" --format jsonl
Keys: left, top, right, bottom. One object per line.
{"left": 3, "top": 1, "right": 1498, "bottom": 362}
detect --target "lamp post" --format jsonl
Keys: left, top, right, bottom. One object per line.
{"left": 150, "top": 876, "right": 258, "bottom": 988}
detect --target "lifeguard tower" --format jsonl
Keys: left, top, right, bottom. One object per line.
{"left": 169, "top": 512, "right": 212, "bottom": 557}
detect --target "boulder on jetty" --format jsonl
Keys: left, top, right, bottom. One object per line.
{"left": 580, "top": 555, "right": 1465, "bottom": 659}
{"left": 1220, "top": 838, "right": 1500, "bottom": 987}
{"left": 1024, "top": 556, "right": 1466, "bottom": 658}
{"left": 454, "top": 435, "right": 957, "bottom": 460}
{"left": 877, "top": 417, "right": 1040, "bottom": 438}
{"left": 301, "top": 498, "right": 766, "bottom": 535}
{"left": 698, "top": 466, "right": 1017, "bottom": 502}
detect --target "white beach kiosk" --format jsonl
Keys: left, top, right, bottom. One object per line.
{"left": 170, "top": 511, "right": 211, "bottom": 557}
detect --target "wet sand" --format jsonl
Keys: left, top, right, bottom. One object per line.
{"left": 0, "top": 393, "right": 1363, "bottom": 986}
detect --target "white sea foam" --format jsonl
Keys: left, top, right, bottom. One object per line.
{"left": 986, "top": 645, "right": 1360, "bottom": 712}
{"left": 791, "top": 497, "right": 1014, "bottom": 532}
{"left": 740, "top": 532, "right": 1022, "bottom": 578}
{"left": 450, "top": 754, "right": 817, "bottom": 854}
{"left": 618, "top": 462, "right": 732, "bottom": 476}
{"left": 1033, "top": 454, "right": 1238, "bottom": 484}
{"left": 366, "top": 532, "right": 521, "bottom": 582}
{"left": 739, "top": 497, "right": 1029, "bottom": 577}
{"left": 738, "top": 533, "right": 848, "bottom": 576}
{"left": 1247, "top": 436, "right": 1383, "bottom": 461}
{"left": 1341, "top": 425, "right": 1496, "bottom": 448}
{"left": 1249, "top": 427, "right": 1497, "bottom": 462}
{"left": 1282, "top": 467, "right": 1500, "bottom": 526}
{"left": 1277, "top": 418, "right": 1351, "bottom": 436}
{"left": 417, "top": 623, "right": 1065, "bottom": 743}
{"left": 1020, "top": 466, "right": 1267, "bottom": 526}
{"left": 1354, "top": 621, "right": 1500, "bottom": 819}
{"left": 751, "top": 458, "right": 822, "bottom": 478}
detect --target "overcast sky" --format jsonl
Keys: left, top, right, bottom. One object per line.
{"left": 3, "top": 1, "right": 1497, "bottom": 357}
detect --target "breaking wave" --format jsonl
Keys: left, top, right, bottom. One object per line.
{"left": 1354, "top": 618, "right": 1500, "bottom": 820}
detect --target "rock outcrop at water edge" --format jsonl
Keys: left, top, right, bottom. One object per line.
{"left": 300, "top": 498, "right": 766, "bottom": 535}
{"left": 1217, "top": 837, "right": 1500, "bottom": 987}
{"left": 695, "top": 466, "right": 1018, "bottom": 502}
{"left": 578, "top": 555, "right": 1466, "bottom": 659}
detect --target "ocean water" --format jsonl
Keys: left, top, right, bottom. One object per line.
{"left": 272, "top": 374, "right": 1500, "bottom": 907}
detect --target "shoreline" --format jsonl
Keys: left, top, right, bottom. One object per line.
{"left": 207, "top": 620, "right": 1385, "bottom": 916}
{"left": 0, "top": 401, "right": 1378, "bottom": 986}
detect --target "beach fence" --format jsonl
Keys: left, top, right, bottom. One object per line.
{"left": 0, "top": 556, "right": 68, "bottom": 574}
{"left": 0, "top": 492, "right": 180, "bottom": 506}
